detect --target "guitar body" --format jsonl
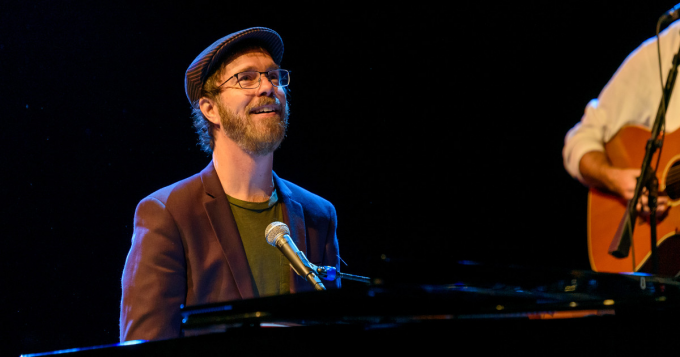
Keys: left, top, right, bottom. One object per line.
{"left": 588, "top": 125, "right": 680, "bottom": 275}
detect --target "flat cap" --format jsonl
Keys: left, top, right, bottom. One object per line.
{"left": 184, "top": 27, "right": 284, "bottom": 107}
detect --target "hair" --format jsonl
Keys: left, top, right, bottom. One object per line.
{"left": 191, "top": 41, "right": 285, "bottom": 154}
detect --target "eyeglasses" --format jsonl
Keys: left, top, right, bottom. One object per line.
{"left": 218, "top": 69, "right": 290, "bottom": 89}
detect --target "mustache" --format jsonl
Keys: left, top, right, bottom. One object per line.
{"left": 248, "top": 97, "right": 283, "bottom": 111}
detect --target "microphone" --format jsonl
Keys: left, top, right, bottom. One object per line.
{"left": 660, "top": 3, "right": 680, "bottom": 26}
{"left": 265, "top": 222, "right": 326, "bottom": 291}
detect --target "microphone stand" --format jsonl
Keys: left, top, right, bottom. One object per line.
{"left": 607, "top": 33, "right": 680, "bottom": 274}
{"left": 316, "top": 266, "right": 372, "bottom": 284}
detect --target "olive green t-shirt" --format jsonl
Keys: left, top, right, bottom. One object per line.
{"left": 226, "top": 189, "right": 290, "bottom": 297}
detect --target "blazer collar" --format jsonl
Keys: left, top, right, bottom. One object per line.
{"left": 199, "top": 161, "right": 255, "bottom": 299}
{"left": 199, "top": 162, "right": 310, "bottom": 296}
{"left": 273, "top": 172, "right": 309, "bottom": 293}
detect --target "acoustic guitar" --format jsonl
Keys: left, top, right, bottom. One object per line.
{"left": 588, "top": 125, "right": 680, "bottom": 275}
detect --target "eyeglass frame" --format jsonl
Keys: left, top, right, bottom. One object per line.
{"left": 217, "top": 69, "right": 291, "bottom": 90}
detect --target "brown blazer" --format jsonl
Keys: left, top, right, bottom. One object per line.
{"left": 119, "top": 162, "right": 340, "bottom": 341}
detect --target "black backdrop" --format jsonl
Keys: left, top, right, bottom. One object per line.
{"left": 3, "top": 1, "right": 678, "bottom": 356}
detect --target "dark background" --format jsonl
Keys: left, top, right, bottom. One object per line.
{"left": 2, "top": 1, "right": 678, "bottom": 356}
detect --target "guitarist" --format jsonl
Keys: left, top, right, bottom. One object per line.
{"left": 563, "top": 20, "right": 680, "bottom": 272}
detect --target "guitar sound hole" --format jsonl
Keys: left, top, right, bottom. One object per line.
{"left": 667, "top": 161, "right": 680, "bottom": 200}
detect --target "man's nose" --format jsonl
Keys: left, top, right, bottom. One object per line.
{"left": 258, "top": 74, "right": 275, "bottom": 96}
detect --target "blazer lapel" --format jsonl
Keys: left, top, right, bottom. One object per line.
{"left": 200, "top": 162, "right": 255, "bottom": 299}
{"left": 274, "top": 172, "right": 308, "bottom": 293}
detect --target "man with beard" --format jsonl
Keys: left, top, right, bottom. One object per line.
{"left": 119, "top": 27, "right": 341, "bottom": 342}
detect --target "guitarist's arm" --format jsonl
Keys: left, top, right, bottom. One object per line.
{"left": 579, "top": 150, "right": 639, "bottom": 200}
{"left": 579, "top": 150, "right": 669, "bottom": 215}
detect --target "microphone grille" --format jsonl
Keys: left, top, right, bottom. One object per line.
{"left": 265, "top": 221, "right": 290, "bottom": 246}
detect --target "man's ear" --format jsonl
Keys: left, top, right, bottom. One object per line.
{"left": 199, "top": 97, "right": 221, "bottom": 126}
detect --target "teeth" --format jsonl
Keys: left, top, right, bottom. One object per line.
{"left": 255, "top": 108, "right": 275, "bottom": 114}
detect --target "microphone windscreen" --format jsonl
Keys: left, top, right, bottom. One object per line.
{"left": 265, "top": 221, "right": 290, "bottom": 246}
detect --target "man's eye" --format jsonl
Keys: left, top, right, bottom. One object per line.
{"left": 238, "top": 72, "right": 258, "bottom": 81}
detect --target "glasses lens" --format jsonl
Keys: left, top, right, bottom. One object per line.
{"left": 236, "top": 71, "right": 260, "bottom": 89}
{"left": 271, "top": 69, "right": 289, "bottom": 87}
{"left": 235, "top": 70, "right": 290, "bottom": 89}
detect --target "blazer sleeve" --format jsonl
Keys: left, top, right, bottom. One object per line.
{"left": 324, "top": 203, "right": 341, "bottom": 289}
{"left": 120, "top": 196, "right": 187, "bottom": 342}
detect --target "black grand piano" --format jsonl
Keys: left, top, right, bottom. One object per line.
{"left": 21, "top": 262, "right": 680, "bottom": 356}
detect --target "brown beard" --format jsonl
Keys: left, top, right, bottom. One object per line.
{"left": 217, "top": 97, "right": 289, "bottom": 156}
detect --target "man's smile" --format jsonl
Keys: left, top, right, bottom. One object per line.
{"left": 250, "top": 104, "right": 281, "bottom": 116}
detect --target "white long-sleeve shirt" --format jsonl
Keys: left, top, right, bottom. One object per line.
{"left": 563, "top": 21, "right": 680, "bottom": 183}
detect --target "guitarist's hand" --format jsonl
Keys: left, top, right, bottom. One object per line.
{"left": 580, "top": 151, "right": 669, "bottom": 217}
{"left": 636, "top": 188, "right": 670, "bottom": 219}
